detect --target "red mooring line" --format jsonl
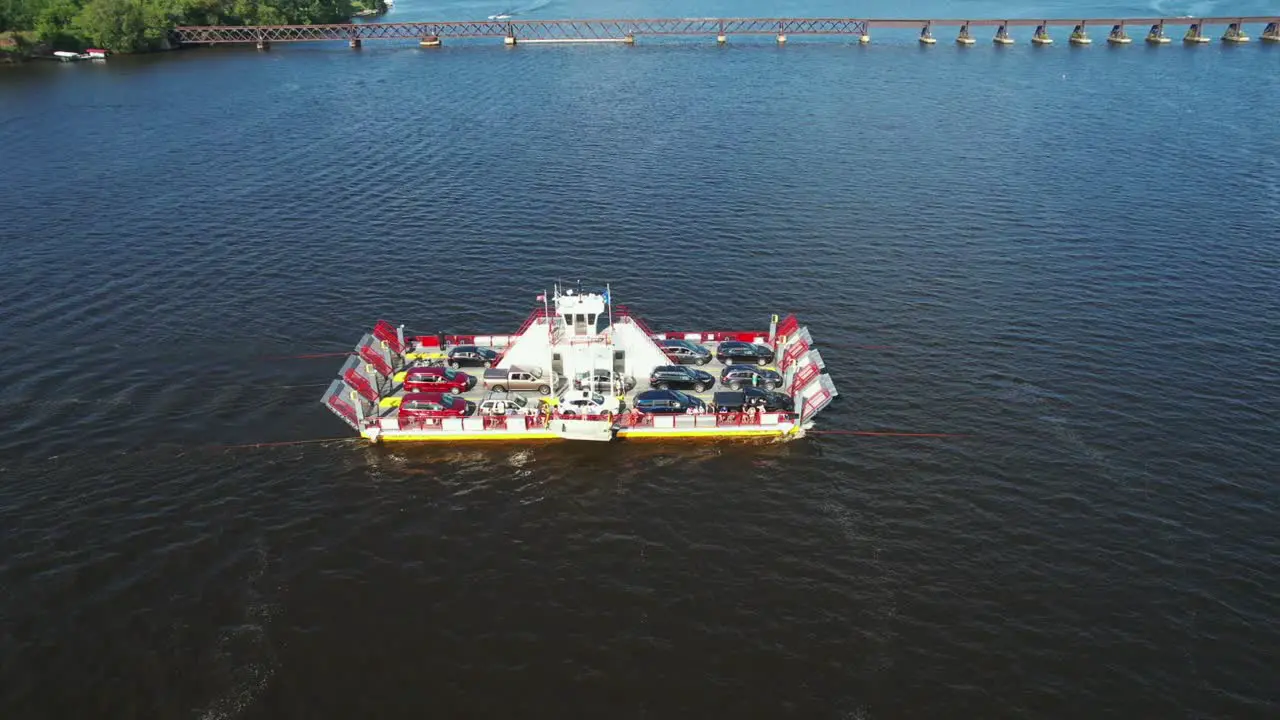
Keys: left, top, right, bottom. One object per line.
{"left": 808, "top": 430, "right": 970, "bottom": 438}
{"left": 262, "top": 351, "right": 354, "bottom": 360}
{"left": 212, "top": 437, "right": 358, "bottom": 450}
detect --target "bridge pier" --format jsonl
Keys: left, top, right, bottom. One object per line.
{"left": 419, "top": 35, "right": 441, "bottom": 48}
{"left": 256, "top": 40, "right": 269, "bottom": 51}
{"left": 918, "top": 22, "right": 936, "bottom": 44}
{"left": 956, "top": 22, "right": 975, "bottom": 45}
{"left": 1108, "top": 23, "right": 1131, "bottom": 44}
{"left": 859, "top": 23, "right": 870, "bottom": 44}
{"left": 1070, "top": 23, "right": 1092, "bottom": 45}
{"left": 993, "top": 23, "right": 1014, "bottom": 45}
{"left": 1032, "top": 23, "right": 1053, "bottom": 45}
{"left": 504, "top": 34, "right": 516, "bottom": 45}
{"left": 1263, "top": 22, "right": 1280, "bottom": 42}
{"left": 717, "top": 33, "right": 727, "bottom": 44}
{"left": 1146, "top": 22, "right": 1170, "bottom": 43}
{"left": 1222, "top": 22, "right": 1250, "bottom": 43}
{"left": 349, "top": 38, "right": 361, "bottom": 49}
{"left": 1184, "top": 22, "right": 1209, "bottom": 43}
{"left": 776, "top": 33, "right": 786, "bottom": 44}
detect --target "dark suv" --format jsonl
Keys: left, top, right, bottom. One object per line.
{"left": 657, "top": 339, "right": 712, "bottom": 365}
{"left": 648, "top": 365, "right": 714, "bottom": 392}
{"left": 719, "top": 365, "right": 783, "bottom": 390}
{"left": 715, "top": 340, "right": 775, "bottom": 366}
{"left": 448, "top": 345, "right": 498, "bottom": 369}
{"left": 633, "top": 390, "right": 706, "bottom": 414}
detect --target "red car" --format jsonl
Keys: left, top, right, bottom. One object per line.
{"left": 403, "top": 366, "right": 474, "bottom": 394}
{"left": 397, "top": 392, "right": 473, "bottom": 420}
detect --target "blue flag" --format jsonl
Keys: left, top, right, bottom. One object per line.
{"left": 601, "top": 289, "right": 611, "bottom": 305}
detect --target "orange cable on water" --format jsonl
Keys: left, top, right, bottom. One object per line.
{"left": 209, "top": 437, "right": 358, "bottom": 450}
{"left": 261, "top": 351, "right": 354, "bottom": 361}
{"left": 808, "top": 430, "right": 971, "bottom": 438}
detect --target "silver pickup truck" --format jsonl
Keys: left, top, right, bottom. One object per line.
{"left": 482, "top": 365, "right": 559, "bottom": 395}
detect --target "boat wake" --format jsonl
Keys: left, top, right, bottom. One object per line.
{"left": 488, "top": 0, "right": 552, "bottom": 20}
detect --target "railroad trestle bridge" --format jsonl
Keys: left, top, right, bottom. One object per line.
{"left": 173, "top": 16, "right": 1280, "bottom": 49}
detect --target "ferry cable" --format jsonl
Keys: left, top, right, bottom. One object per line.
{"left": 807, "top": 430, "right": 970, "bottom": 438}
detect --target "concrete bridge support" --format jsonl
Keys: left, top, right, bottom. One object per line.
{"left": 918, "top": 21, "right": 936, "bottom": 44}
{"left": 1146, "top": 22, "right": 1170, "bottom": 43}
{"left": 1032, "top": 23, "right": 1053, "bottom": 45}
{"left": 1222, "top": 22, "right": 1250, "bottom": 42}
{"left": 419, "top": 35, "right": 441, "bottom": 47}
{"left": 956, "top": 22, "right": 975, "bottom": 45}
{"left": 1108, "top": 23, "right": 1131, "bottom": 44}
{"left": 1070, "top": 23, "right": 1092, "bottom": 44}
{"left": 993, "top": 23, "right": 1014, "bottom": 44}
{"left": 1263, "top": 22, "right": 1279, "bottom": 41}
{"left": 1184, "top": 23, "right": 1209, "bottom": 43}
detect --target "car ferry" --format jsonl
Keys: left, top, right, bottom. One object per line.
{"left": 321, "top": 286, "right": 837, "bottom": 443}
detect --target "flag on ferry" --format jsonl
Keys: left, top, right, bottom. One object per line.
{"left": 536, "top": 294, "right": 546, "bottom": 302}
{"left": 601, "top": 289, "right": 610, "bottom": 304}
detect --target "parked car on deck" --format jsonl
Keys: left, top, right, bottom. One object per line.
{"left": 715, "top": 340, "right": 775, "bottom": 366}
{"left": 719, "top": 365, "right": 783, "bottom": 390}
{"left": 483, "top": 365, "right": 558, "bottom": 395}
{"left": 447, "top": 345, "right": 498, "bottom": 368}
{"left": 397, "top": 392, "right": 473, "bottom": 420}
{"left": 633, "top": 389, "right": 706, "bottom": 414}
{"left": 657, "top": 339, "right": 712, "bottom": 365}
{"left": 573, "top": 369, "right": 636, "bottom": 394}
{"left": 475, "top": 390, "right": 532, "bottom": 416}
{"left": 402, "top": 366, "right": 475, "bottom": 394}
{"left": 558, "top": 390, "right": 622, "bottom": 416}
{"left": 648, "top": 365, "right": 715, "bottom": 392}
{"left": 713, "top": 388, "right": 794, "bottom": 413}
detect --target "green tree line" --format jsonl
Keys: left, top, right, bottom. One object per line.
{"left": 0, "top": 0, "right": 364, "bottom": 53}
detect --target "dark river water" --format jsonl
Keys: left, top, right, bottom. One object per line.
{"left": 2, "top": 0, "right": 1278, "bottom": 717}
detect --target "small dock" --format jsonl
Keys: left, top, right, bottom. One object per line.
{"left": 173, "top": 16, "right": 1280, "bottom": 50}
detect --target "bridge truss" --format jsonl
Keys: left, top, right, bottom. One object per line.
{"left": 173, "top": 16, "right": 1280, "bottom": 45}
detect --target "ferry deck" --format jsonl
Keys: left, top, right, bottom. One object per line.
{"left": 322, "top": 287, "right": 837, "bottom": 443}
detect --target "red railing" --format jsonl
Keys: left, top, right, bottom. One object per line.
{"left": 491, "top": 307, "right": 553, "bottom": 365}
{"left": 326, "top": 393, "right": 360, "bottom": 428}
{"left": 358, "top": 343, "right": 394, "bottom": 378}
{"left": 372, "top": 320, "right": 405, "bottom": 355}
{"left": 613, "top": 305, "right": 657, "bottom": 338}
{"left": 657, "top": 330, "right": 770, "bottom": 343}
{"left": 789, "top": 362, "right": 820, "bottom": 395}
{"left": 617, "top": 410, "right": 796, "bottom": 428}
{"left": 342, "top": 367, "right": 379, "bottom": 403}
{"left": 775, "top": 314, "right": 800, "bottom": 344}
{"left": 779, "top": 337, "right": 810, "bottom": 372}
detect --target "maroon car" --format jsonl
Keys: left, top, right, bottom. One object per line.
{"left": 397, "top": 392, "right": 473, "bottom": 420}
{"left": 403, "top": 366, "right": 474, "bottom": 394}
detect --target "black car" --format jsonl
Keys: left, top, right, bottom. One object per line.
{"left": 657, "top": 339, "right": 712, "bottom": 365}
{"left": 712, "top": 388, "right": 794, "bottom": 413}
{"left": 447, "top": 345, "right": 498, "bottom": 369}
{"left": 648, "top": 365, "right": 715, "bottom": 392}
{"left": 719, "top": 365, "right": 783, "bottom": 390}
{"left": 715, "top": 340, "right": 775, "bottom": 366}
{"left": 633, "top": 389, "right": 706, "bottom": 414}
